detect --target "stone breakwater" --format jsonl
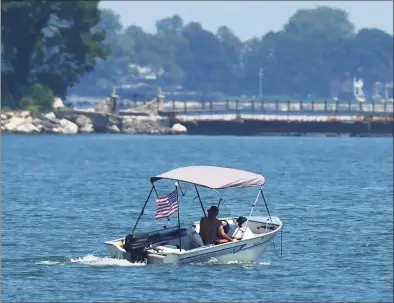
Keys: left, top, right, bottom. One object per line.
{"left": 0, "top": 110, "right": 187, "bottom": 135}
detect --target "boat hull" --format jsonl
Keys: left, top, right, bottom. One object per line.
{"left": 105, "top": 216, "right": 282, "bottom": 265}
{"left": 178, "top": 232, "right": 276, "bottom": 264}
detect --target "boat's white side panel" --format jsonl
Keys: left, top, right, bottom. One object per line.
{"left": 177, "top": 232, "right": 276, "bottom": 264}
{"left": 104, "top": 216, "right": 282, "bottom": 264}
{"left": 214, "top": 234, "right": 275, "bottom": 263}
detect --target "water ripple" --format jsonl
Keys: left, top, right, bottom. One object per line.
{"left": 2, "top": 134, "right": 393, "bottom": 302}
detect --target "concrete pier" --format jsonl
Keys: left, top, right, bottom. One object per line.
{"left": 160, "top": 100, "right": 393, "bottom": 136}
{"left": 172, "top": 117, "right": 392, "bottom": 136}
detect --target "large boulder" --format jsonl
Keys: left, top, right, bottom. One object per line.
{"left": 44, "top": 112, "right": 57, "bottom": 122}
{"left": 17, "top": 111, "right": 31, "bottom": 118}
{"left": 1, "top": 114, "right": 8, "bottom": 126}
{"left": 32, "top": 118, "right": 43, "bottom": 126}
{"left": 35, "top": 124, "right": 45, "bottom": 132}
{"left": 73, "top": 115, "right": 94, "bottom": 133}
{"left": 15, "top": 123, "right": 39, "bottom": 133}
{"left": 53, "top": 97, "right": 64, "bottom": 109}
{"left": 108, "top": 124, "right": 120, "bottom": 133}
{"left": 79, "top": 124, "right": 94, "bottom": 133}
{"left": 171, "top": 123, "right": 187, "bottom": 134}
{"left": 4, "top": 116, "right": 29, "bottom": 132}
{"left": 75, "top": 115, "right": 92, "bottom": 127}
{"left": 51, "top": 127, "right": 63, "bottom": 134}
{"left": 30, "top": 112, "right": 60, "bottom": 133}
{"left": 58, "top": 119, "right": 78, "bottom": 134}
{"left": 40, "top": 119, "right": 58, "bottom": 129}
{"left": 6, "top": 112, "right": 15, "bottom": 119}
{"left": 56, "top": 110, "right": 111, "bottom": 133}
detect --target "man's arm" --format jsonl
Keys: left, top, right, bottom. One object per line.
{"left": 218, "top": 225, "right": 233, "bottom": 242}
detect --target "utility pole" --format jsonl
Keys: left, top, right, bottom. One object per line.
{"left": 258, "top": 63, "right": 263, "bottom": 100}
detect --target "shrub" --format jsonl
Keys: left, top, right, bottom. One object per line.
{"left": 1, "top": 89, "right": 17, "bottom": 109}
{"left": 20, "top": 83, "right": 55, "bottom": 112}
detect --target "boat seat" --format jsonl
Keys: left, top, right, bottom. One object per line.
{"left": 227, "top": 224, "right": 237, "bottom": 237}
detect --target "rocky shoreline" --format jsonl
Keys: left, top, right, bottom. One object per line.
{"left": 0, "top": 109, "right": 187, "bottom": 135}
{"left": 1, "top": 92, "right": 189, "bottom": 135}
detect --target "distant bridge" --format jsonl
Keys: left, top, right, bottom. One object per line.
{"left": 68, "top": 96, "right": 394, "bottom": 118}
{"left": 157, "top": 100, "right": 393, "bottom": 136}
{"left": 158, "top": 100, "right": 394, "bottom": 117}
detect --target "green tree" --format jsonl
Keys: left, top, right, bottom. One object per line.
{"left": 66, "top": 7, "right": 393, "bottom": 101}
{"left": 350, "top": 28, "right": 393, "bottom": 98}
{"left": 1, "top": 0, "right": 108, "bottom": 108}
{"left": 70, "top": 8, "right": 126, "bottom": 96}
{"left": 242, "top": 6, "right": 358, "bottom": 98}
{"left": 181, "top": 22, "right": 233, "bottom": 93}
{"left": 156, "top": 15, "right": 183, "bottom": 36}
{"left": 216, "top": 26, "right": 243, "bottom": 93}
{"left": 154, "top": 15, "right": 188, "bottom": 88}
{"left": 20, "top": 83, "right": 55, "bottom": 112}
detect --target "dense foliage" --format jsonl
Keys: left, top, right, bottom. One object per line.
{"left": 1, "top": 0, "right": 108, "bottom": 109}
{"left": 1, "top": 3, "right": 393, "bottom": 109}
{"left": 71, "top": 6, "right": 393, "bottom": 100}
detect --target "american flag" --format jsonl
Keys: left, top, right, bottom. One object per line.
{"left": 156, "top": 189, "right": 178, "bottom": 219}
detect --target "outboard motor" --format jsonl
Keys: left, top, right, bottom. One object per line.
{"left": 124, "top": 233, "right": 151, "bottom": 263}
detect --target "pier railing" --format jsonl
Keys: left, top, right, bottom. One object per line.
{"left": 159, "top": 100, "right": 393, "bottom": 116}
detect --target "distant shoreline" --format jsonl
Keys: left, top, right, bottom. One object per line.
{"left": 1, "top": 132, "right": 392, "bottom": 138}
{"left": 1, "top": 107, "right": 392, "bottom": 137}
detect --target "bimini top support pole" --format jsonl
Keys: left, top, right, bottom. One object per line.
{"left": 175, "top": 182, "right": 182, "bottom": 252}
{"left": 260, "top": 188, "right": 273, "bottom": 223}
{"left": 194, "top": 184, "right": 207, "bottom": 217}
{"left": 131, "top": 185, "right": 155, "bottom": 233}
{"left": 235, "top": 186, "right": 262, "bottom": 237}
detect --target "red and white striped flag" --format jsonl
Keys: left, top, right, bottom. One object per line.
{"left": 156, "top": 189, "right": 178, "bottom": 219}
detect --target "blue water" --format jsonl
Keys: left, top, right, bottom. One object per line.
{"left": 2, "top": 134, "right": 393, "bottom": 302}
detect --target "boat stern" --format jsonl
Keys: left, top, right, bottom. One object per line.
{"left": 104, "top": 238, "right": 127, "bottom": 259}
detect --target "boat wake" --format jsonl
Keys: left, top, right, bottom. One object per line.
{"left": 36, "top": 255, "right": 270, "bottom": 267}
{"left": 37, "top": 260, "right": 63, "bottom": 265}
{"left": 36, "top": 254, "right": 146, "bottom": 267}
{"left": 70, "top": 254, "right": 146, "bottom": 267}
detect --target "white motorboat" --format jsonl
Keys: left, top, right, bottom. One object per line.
{"left": 104, "top": 166, "right": 283, "bottom": 265}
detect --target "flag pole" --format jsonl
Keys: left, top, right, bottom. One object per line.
{"left": 175, "top": 182, "right": 182, "bottom": 252}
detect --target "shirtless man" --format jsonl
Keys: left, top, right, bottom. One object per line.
{"left": 199, "top": 206, "right": 233, "bottom": 245}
